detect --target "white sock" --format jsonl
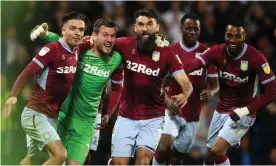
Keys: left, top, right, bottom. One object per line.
{"left": 152, "top": 156, "right": 164, "bottom": 165}
{"left": 107, "top": 158, "right": 112, "bottom": 165}
{"left": 215, "top": 158, "right": 230, "bottom": 166}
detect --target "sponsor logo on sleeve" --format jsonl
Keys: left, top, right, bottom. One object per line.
{"left": 262, "top": 63, "right": 271, "bottom": 74}
{"left": 43, "top": 132, "right": 51, "bottom": 140}
{"left": 38, "top": 47, "right": 50, "bottom": 56}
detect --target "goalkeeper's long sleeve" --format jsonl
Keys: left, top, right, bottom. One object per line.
{"left": 44, "top": 32, "right": 60, "bottom": 43}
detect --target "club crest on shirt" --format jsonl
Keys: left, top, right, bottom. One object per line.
{"left": 38, "top": 47, "right": 50, "bottom": 56}
{"left": 152, "top": 51, "right": 160, "bottom": 62}
{"left": 240, "top": 60, "right": 248, "bottom": 71}
{"left": 262, "top": 63, "right": 271, "bottom": 74}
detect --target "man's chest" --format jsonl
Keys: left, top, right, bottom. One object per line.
{"left": 53, "top": 53, "right": 77, "bottom": 74}
{"left": 123, "top": 49, "right": 166, "bottom": 77}
{"left": 77, "top": 55, "right": 116, "bottom": 78}
{"left": 217, "top": 57, "right": 253, "bottom": 84}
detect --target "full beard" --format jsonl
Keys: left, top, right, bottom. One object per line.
{"left": 137, "top": 33, "right": 156, "bottom": 53}
{"left": 97, "top": 44, "right": 113, "bottom": 57}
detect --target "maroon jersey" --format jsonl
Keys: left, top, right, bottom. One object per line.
{"left": 115, "top": 37, "right": 184, "bottom": 120}
{"left": 10, "top": 39, "right": 77, "bottom": 118}
{"left": 168, "top": 41, "right": 217, "bottom": 121}
{"left": 186, "top": 44, "right": 276, "bottom": 116}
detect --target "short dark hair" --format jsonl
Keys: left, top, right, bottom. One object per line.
{"left": 134, "top": 8, "right": 158, "bottom": 22}
{"left": 227, "top": 18, "right": 244, "bottom": 28}
{"left": 180, "top": 13, "right": 200, "bottom": 25}
{"left": 93, "top": 18, "right": 117, "bottom": 33}
{"left": 62, "top": 11, "right": 90, "bottom": 33}
{"left": 62, "top": 11, "right": 89, "bottom": 26}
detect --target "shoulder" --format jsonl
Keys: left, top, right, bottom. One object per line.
{"left": 37, "top": 42, "right": 59, "bottom": 56}
{"left": 157, "top": 46, "right": 174, "bottom": 54}
{"left": 198, "top": 43, "right": 209, "bottom": 50}
{"left": 169, "top": 42, "right": 180, "bottom": 49}
{"left": 116, "top": 37, "right": 135, "bottom": 44}
{"left": 246, "top": 44, "right": 267, "bottom": 64}
{"left": 112, "top": 50, "right": 122, "bottom": 60}
{"left": 246, "top": 44, "right": 263, "bottom": 57}
{"left": 202, "top": 43, "right": 225, "bottom": 55}
{"left": 211, "top": 43, "right": 225, "bottom": 51}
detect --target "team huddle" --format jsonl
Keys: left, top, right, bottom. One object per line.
{"left": 2, "top": 8, "right": 276, "bottom": 166}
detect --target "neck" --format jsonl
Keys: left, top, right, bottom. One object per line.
{"left": 91, "top": 46, "right": 102, "bottom": 57}
{"left": 182, "top": 39, "right": 196, "bottom": 48}
{"left": 228, "top": 44, "right": 244, "bottom": 58}
{"left": 61, "top": 37, "right": 74, "bottom": 51}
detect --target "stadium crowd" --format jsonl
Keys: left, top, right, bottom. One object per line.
{"left": 1, "top": 1, "right": 276, "bottom": 165}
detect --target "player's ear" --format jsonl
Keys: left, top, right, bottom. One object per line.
{"left": 243, "top": 33, "right": 246, "bottom": 41}
{"left": 134, "top": 24, "right": 137, "bottom": 33}
{"left": 61, "top": 26, "right": 66, "bottom": 36}
{"left": 92, "top": 32, "right": 97, "bottom": 41}
{"left": 155, "top": 24, "right": 160, "bottom": 32}
{"left": 180, "top": 25, "right": 184, "bottom": 33}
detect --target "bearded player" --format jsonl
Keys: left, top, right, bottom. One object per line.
{"left": 185, "top": 18, "right": 276, "bottom": 165}
{"left": 108, "top": 8, "right": 193, "bottom": 165}
{"left": 39, "top": 19, "right": 123, "bottom": 165}
{"left": 152, "top": 13, "right": 219, "bottom": 165}
{"left": 30, "top": 9, "right": 184, "bottom": 165}
{"left": 2, "top": 11, "right": 89, "bottom": 165}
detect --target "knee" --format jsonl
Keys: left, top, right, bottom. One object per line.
{"left": 211, "top": 146, "right": 226, "bottom": 156}
{"left": 157, "top": 143, "right": 171, "bottom": 157}
{"left": 135, "top": 157, "right": 151, "bottom": 165}
{"left": 51, "top": 147, "right": 67, "bottom": 162}
{"left": 111, "top": 158, "right": 128, "bottom": 165}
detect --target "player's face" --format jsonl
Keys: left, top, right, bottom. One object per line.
{"left": 181, "top": 19, "right": 200, "bottom": 47}
{"left": 94, "top": 25, "right": 116, "bottom": 56}
{"left": 225, "top": 25, "right": 246, "bottom": 56}
{"left": 62, "top": 19, "right": 85, "bottom": 48}
{"left": 135, "top": 16, "right": 159, "bottom": 52}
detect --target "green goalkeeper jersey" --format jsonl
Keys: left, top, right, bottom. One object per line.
{"left": 45, "top": 33, "right": 122, "bottom": 121}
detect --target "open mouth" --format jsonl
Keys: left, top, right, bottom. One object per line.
{"left": 104, "top": 43, "right": 112, "bottom": 50}
{"left": 228, "top": 44, "right": 237, "bottom": 50}
{"left": 142, "top": 33, "right": 149, "bottom": 39}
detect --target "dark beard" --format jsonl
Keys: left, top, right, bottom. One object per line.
{"left": 137, "top": 33, "right": 156, "bottom": 53}
{"left": 97, "top": 44, "right": 113, "bottom": 57}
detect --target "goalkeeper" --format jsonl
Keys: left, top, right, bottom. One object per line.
{"left": 31, "top": 19, "right": 123, "bottom": 165}
{"left": 27, "top": 19, "right": 170, "bottom": 165}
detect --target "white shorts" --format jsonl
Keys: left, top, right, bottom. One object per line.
{"left": 111, "top": 116, "right": 164, "bottom": 157}
{"left": 207, "top": 110, "right": 255, "bottom": 148}
{"left": 162, "top": 110, "right": 200, "bottom": 153}
{"left": 21, "top": 107, "right": 60, "bottom": 156}
{"left": 90, "top": 113, "right": 102, "bottom": 151}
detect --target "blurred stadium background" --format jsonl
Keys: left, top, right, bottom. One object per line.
{"left": 1, "top": 1, "right": 276, "bottom": 165}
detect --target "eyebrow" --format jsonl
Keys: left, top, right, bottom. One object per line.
{"left": 137, "top": 20, "right": 154, "bottom": 24}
